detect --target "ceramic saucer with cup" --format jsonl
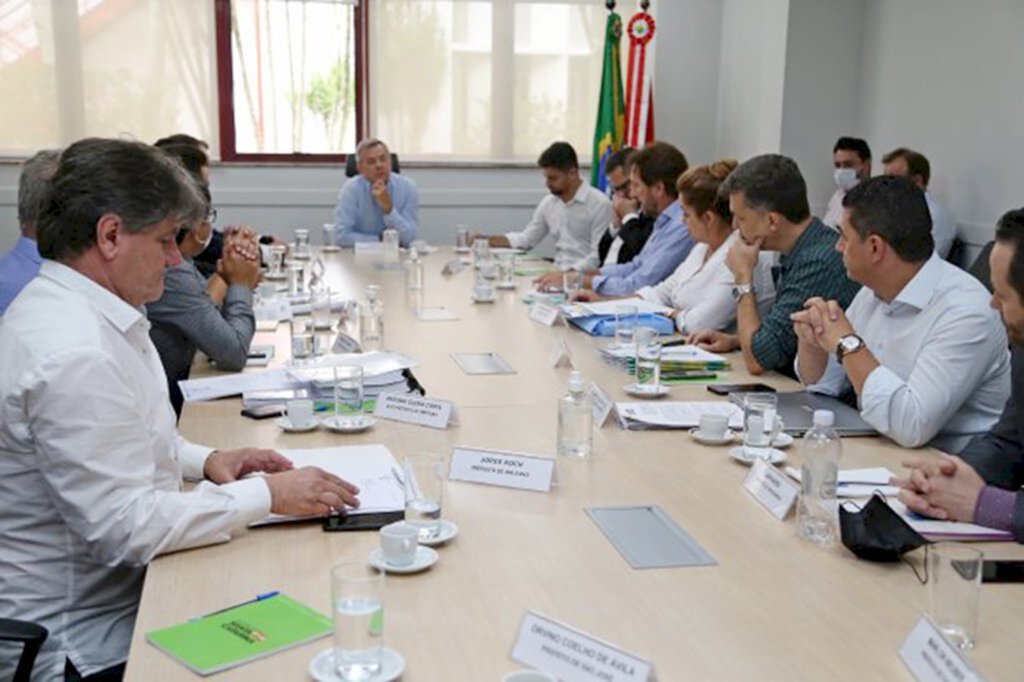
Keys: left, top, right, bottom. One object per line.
{"left": 368, "top": 546, "right": 438, "bottom": 574}
{"left": 471, "top": 279, "right": 496, "bottom": 303}
{"left": 322, "top": 414, "right": 376, "bottom": 433}
{"left": 278, "top": 399, "right": 320, "bottom": 432}
{"left": 413, "top": 519, "right": 458, "bottom": 547}
{"left": 728, "top": 446, "right": 787, "bottom": 465}
{"left": 689, "top": 413, "right": 735, "bottom": 445}
{"left": 369, "top": 522, "right": 440, "bottom": 574}
{"left": 308, "top": 647, "right": 406, "bottom": 682}
{"left": 623, "top": 383, "right": 669, "bottom": 399}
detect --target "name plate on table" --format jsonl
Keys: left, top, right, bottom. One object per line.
{"left": 589, "top": 383, "right": 614, "bottom": 427}
{"left": 510, "top": 611, "right": 655, "bottom": 682}
{"left": 442, "top": 258, "right": 466, "bottom": 275}
{"left": 742, "top": 460, "right": 799, "bottom": 520}
{"left": 449, "top": 447, "right": 555, "bottom": 492}
{"left": 899, "top": 617, "right": 983, "bottom": 682}
{"left": 530, "top": 300, "right": 561, "bottom": 326}
{"left": 374, "top": 393, "right": 457, "bottom": 429}
{"left": 548, "top": 336, "right": 574, "bottom": 368}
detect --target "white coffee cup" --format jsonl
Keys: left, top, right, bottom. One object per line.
{"left": 479, "top": 262, "right": 497, "bottom": 279}
{"left": 698, "top": 413, "right": 729, "bottom": 439}
{"left": 473, "top": 281, "right": 494, "bottom": 300}
{"left": 286, "top": 399, "right": 315, "bottom": 427}
{"left": 380, "top": 522, "right": 419, "bottom": 567}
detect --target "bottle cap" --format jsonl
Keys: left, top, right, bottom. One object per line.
{"left": 568, "top": 371, "right": 584, "bottom": 392}
{"left": 408, "top": 247, "right": 419, "bottom": 260}
{"left": 812, "top": 409, "right": 835, "bottom": 427}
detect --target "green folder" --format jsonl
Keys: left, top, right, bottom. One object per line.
{"left": 147, "top": 593, "right": 332, "bottom": 676}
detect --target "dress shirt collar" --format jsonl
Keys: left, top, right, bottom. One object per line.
{"left": 565, "top": 180, "right": 590, "bottom": 206}
{"left": 653, "top": 200, "right": 683, "bottom": 230}
{"left": 14, "top": 236, "right": 42, "bottom": 263}
{"left": 887, "top": 253, "right": 944, "bottom": 312}
{"left": 38, "top": 260, "right": 147, "bottom": 334}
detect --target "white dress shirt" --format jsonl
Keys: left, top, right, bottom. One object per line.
{"left": 822, "top": 188, "right": 846, "bottom": 230}
{"left": 926, "top": 191, "right": 957, "bottom": 259}
{"left": 506, "top": 182, "right": 613, "bottom": 271}
{"left": 634, "top": 231, "right": 777, "bottom": 333}
{"left": 0, "top": 262, "right": 271, "bottom": 680}
{"left": 799, "top": 255, "right": 1010, "bottom": 452}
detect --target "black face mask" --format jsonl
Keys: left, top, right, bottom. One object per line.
{"left": 839, "top": 493, "right": 929, "bottom": 563}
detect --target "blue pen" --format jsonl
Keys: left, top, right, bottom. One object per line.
{"left": 191, "top": 591, "right": 280, "bottom": 621}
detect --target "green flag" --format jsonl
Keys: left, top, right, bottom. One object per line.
{"left": 591, "top": 11, "right": 625, "bottom": 191}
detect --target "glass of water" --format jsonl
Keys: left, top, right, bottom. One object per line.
{"left": 294, "top": 228, "right": 312, "bottom": 260}
{"left": 268, "top": 244, "right": 287, "bottom": 278}
{"left": 288, "top": 262, "right": 307, "bottom": 297}
{"left": 496, "top": 253, "right": 516, "bottom": 288}
{"left": 929, "top": 543, "right": 983, "bottom": 649}
{"left": 742, "top": 392, "right": 779, "bottom": 461}
{"left": 634, "top": 326, "right": 662, "bottom": 392}
{"left": 611, "top": 303, "right": 638, "bottom": 351}
{"left": 563, "top": 271, "right": 584, "bottom": 300}
{"left": 323, "top": 223, "right": 340, "bottom": 252}
{"left": 402, "top": 453, "right": 444, "bottom": 540}
{"left": 455, "top": 225, "right": 470, "bottom": 250}
{"left": 471, "top": 238, "right": 491, "bottom": 269}
{"left": 331, "top": 562, "right": 384, "bottom": 681}
{"left": 290, "top": 317, "right": 313, "bottom": 363}
{"left": 333, "top": 365, "right": 365, "bottom": 415}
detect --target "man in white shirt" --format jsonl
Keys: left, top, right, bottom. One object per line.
{"left": 822, "top": 136, "right": 871, "bottom": 229}
{"left": 792, "top": 176, "right": 1010, "bottom": 452}
{"left": 882, "top": 147, "right": 957, "bottom": 259}
{"left": 0, "top": 138, "right": 359, "bottom": 681}
{"left": 483, "top": 141, "right": 612, "bottom": 271}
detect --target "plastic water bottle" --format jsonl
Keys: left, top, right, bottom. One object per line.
{"left": 797, "top": 409, "right": 841, "bottom": 544}
{"left": 557, "top": 371, "right": 593, "bottom": 458}
{"left": 359, "top": 284, "right": 384, "bottom": 351}
{"left": 405, "top": 247, "right": 424, "bottom": 314}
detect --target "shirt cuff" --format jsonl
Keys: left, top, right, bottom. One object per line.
{"left": 973, "top": 485, "right": 1017, "bottom": 533}
{"left": 590, "top": 275, "right": 607, "bottom": 293}
{"left": 635, "top": 286, "right": 657, "bottom": 302}
{"left": 858, "top": 364, "right": 905, "bottom": 435}
{"left": 216, "top": 476, "right": 274, "bottom": 527}
{"left": 621, "top": 212, "right": 639, "bottom": 225}
{"left": 504, "top": 232, "right": 525, "bottom": 250}
{"left": 225, "top": 283, "right": 254, "bottom": 304}
{"left": 179, "top": 440, "right": 216, "bottom": 480}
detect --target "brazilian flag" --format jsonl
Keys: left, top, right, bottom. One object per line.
{"left": 590, "top": 11, "right": 625, "bottom": 191}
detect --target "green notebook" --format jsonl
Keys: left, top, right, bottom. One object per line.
{"left": 147, "top": 593, "right": 332, "bottom": 676}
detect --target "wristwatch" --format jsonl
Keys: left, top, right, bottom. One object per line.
{"left": 731, "top": 283, "right": 755, "bottom": 301}
{"left": 836, "top": 334, "right": 866, "bottom": 362}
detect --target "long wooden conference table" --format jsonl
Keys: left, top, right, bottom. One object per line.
{"left": 125, "top": 248, "right": 1024, "bottom": 680}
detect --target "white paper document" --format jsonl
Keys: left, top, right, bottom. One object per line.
{"left": 602, "top": 344, "right": 727, "bottom": 363}
{"left": 616, "top": 401, "right": 743, "bottom": 430}
{"left": 784, "top": 466, "right": 900, "bottom": 498}
{"left": 887, "top": 499, "right": 1013, "bottom": 541}
{"left": 251, "top": 445, "right": 405, "bottom": 526}
{"left": 563, "top": 298, "right": 672, "bottom": 318}
{"left": 179, "top": 368, "right": 298, "bottom": 403}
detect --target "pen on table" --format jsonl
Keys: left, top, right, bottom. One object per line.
{"left": 191, "top": 591, "right": 279, "bottom": 621}
{"left": 660, "top": 339, "right": 689, "bottom": 347}
{"left": 391, "top": 467, "right": 405, "bottom": 487}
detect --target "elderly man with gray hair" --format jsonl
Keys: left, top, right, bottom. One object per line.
{"left": 333, "top": 137, "right": 418, "bottom": 247}
{"left": 0, "top": 149, "right": 60, "bottom": 314}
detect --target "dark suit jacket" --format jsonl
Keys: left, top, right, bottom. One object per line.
{"left": 959, "top": 345, "right": 1024, "bottom": 540}
{"left": 597, "top": 213, "right": 654, "bottom": 266}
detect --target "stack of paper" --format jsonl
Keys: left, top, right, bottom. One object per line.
{"left": 784, "top": 466, "right": 900, "bottom": 498}
{"left": 601, "top": 344, "right": 730, "bottom": 380}
{"left": 887, "top": 499, "right": 1014, "bottom": 541}
{"left": 615, "top": 401, "right": 743, "bottom": 431}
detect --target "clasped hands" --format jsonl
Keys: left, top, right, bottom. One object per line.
{"left": 890, "top": 455, "right": 987, "bottom": 524}
{"left": 790, "top": 297, "right": 855, "bottom": 353}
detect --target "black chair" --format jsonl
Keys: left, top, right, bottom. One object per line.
{"left": 968, "top": 240, "right": 994, "bottom": 293}
{"left": 344, "top": 153, "right": 401, "bottom": 177}
{"left": 0, "top": 618, "right": 48, "bottom": 682}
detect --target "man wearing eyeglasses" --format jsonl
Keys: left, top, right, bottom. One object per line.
{"left": 597, "top": 146, "right": 654, "bottom": 266}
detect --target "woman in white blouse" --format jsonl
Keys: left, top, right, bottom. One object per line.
{"left": 574, "top": 160, "right": 775, "bottom": 333}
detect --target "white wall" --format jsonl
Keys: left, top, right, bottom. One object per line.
{"left": 714, "top": 0, "right": 790, "bottom": 162}
{"left": 858, "top": 0, "right": 1024, "bottom": 252}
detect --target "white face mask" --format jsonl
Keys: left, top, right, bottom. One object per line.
{"left": 195, "top": 224, "right": 214, "bottom": 251}
{"left": 834, "top": 167, "right": 859, "bottom": 192}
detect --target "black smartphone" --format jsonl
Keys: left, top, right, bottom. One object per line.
{"left": 981, "top": 560, "right": 1024, "bottom": 583}
{"left": 240, "top": 404, "right": 285, "bottom": 420}
{"left": 707, "top": 383, "right": 776, "bottom": 396}
{"left": 323, "top": 511, "right": 405, "bottom": 532}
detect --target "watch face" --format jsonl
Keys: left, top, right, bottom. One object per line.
{"left": 839, "top": 335, "right": 863, "bottom": 353}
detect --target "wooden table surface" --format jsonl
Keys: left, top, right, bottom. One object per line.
{"left": 125, "top": 248, "right": 1024, "bottom": 681}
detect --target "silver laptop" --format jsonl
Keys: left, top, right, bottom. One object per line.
{"left": 731, "top": 390, "right": 877, "bottom": 437}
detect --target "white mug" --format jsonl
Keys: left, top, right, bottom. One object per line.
{"left": 286, "top": 399, "right": 314, "bottom": 427}
{"left": 380, "top": 523, "right": 419, "bottom": 566}
{"left": 698, "top": 413, "right": 729, "bottom": 439}
{"left": 474, "top": 281, "right": 494, "bottom": 300}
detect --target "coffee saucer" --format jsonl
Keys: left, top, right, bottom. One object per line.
{"left": 263, "top": 272, "right": 287, "bottom": 281}
{"left": 391, "top": 520, "right": 459, "bottom": 546}
{"left": 494, "top": 282, "right": 517, "bottom": 290}
{"left": 276, "top": 416, "right": 320, "bottom": 433}
{"left": 309, "top": 647, "right": 405, "bottom": 682}
{"left": 689, "top": 427, "right": 736, "bottom": 446}
{"left": 322, "top": 415, "right": 377, "bottom": 433}
{"left": 471, "top": 294, "right": 496, "bottom": 304}
{"left": 737, "top": 432, "right": 794, "bottom": 449}
{"left": 455, "top": 246, "right": 471, "bottom": 254}
{"left": 623, "top": 383, "right": 669, "bottom": 399}
{"left": 728, "top": 446, "right": 787, "bottom": 465}
{"left": 368, "top": 546, "right": 439, "bottom": 574}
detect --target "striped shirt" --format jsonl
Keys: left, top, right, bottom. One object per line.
{"left": 750, "top": 218, "right": 861, "bottom": 373}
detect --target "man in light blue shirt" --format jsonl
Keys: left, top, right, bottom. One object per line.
{"left": 0, "top": 149, "right": 59, "bottom": 315}
{"left": 334, "top": 138, "right": 418, "bottom": 247}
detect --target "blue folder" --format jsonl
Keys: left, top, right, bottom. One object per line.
{"left": 566, "top": 313, "right": 675, "bottom": 337}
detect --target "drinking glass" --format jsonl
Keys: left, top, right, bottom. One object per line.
{"left": 634, "top": 326, "right": 662, "bottom": 391}
{"left": 288, "top": 262, "right": 307, "bottom": 297}
{"left": 381, "top": 228, "right": 400, "bottom": 263}
{"left": 563, "top": 271, "right": 584, "bottom": 300}
{"left": 268, "top": 244, "right": 287, "bottom": 278}
{"left": 290, "top": 317, "right": 313, "bottom": 363}
{"left": 312, "top": 290, "right": 333, "bottom": 330}
{"left": 294, "top": 228, "right": 311, "bottom": 260}
{"left": 929, "top": 543, "right": 984, "bottom": 649}
{"left": 331, "top": 562, "right": 384, "bottom": 681}
{"left": 611, "top": 303, "right": 638, "bottom": 351}
{"left": 323, "top": 223, "right": 341, "bottom": 252}
{"left": 333, "top": 365, "right": 365, "bottom": 415}
{"left": 402, "top": 453, "right": 445, "bottom": 540}
{"left": 471, "top": 238, "right": 491, "bottom": 269}
{"left": 742, "top": 393, "right": 779, "bottom": 461}
{"left": 455, "top": 225, "right": 470, "bottom": 250}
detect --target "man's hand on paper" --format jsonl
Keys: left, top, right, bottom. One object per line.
{"left": 265, "top": 466, "right": 361, "bottom": 516}
{"left": 686, "top": 329, "right": 740, "bottom": 353}
{"left": 204, "top": 448, "right": 294, "bottom": 484}
{"left": 891, "top": 455, "right": 985, "bottom": 523}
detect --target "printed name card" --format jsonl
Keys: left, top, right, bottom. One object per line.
{"left": 449, "top": 447, "right": 555, "bottom": 492}
{"left": 548, "top": 336, "right": 574, "bottom": 369}
{"left": 899, "top": 618, "right": 982, "bottom": 682}
{"left": 530, "top": 300, "right": 561, "bottom": 326}
{"left": 511, "top": 611, "right": 655, "bottom": 682}
{"left": 742, "top": 459, "right": 799, "bottom": 520}
{"left": 589, "top": 383, "right": 614, "bottom": 427}
{"left": 373, "top": 393, "right": 457, "bottom": 429}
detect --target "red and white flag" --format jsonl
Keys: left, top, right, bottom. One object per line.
{"left": 624, "top": 8, "right": 655, "bottom": 147}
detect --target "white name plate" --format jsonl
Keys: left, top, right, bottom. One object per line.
{"left": 530, "top": 300, "right": 561, "bottom": 326}
{"left": 442, "top": 258, "right": 466, "bottom": 275}
{"left": 742, "top": 459, "right": 799, "bottom": 520}
{"left": 589, "top": 383, "right": 614, "bottom": 427}
{"left": 511, "top": 611, "right": 655, "bottom": 682}
{"left": 449, "top": 447, "right": 555, "bottom": 492}
{"left": 374, "top": 393, "right": 456, "bottom": 429}
{"left": 548, "top": 336, "right": 574, "bottom": 368}
{"left": 899, "top": 617, "right": 983, "bottom": 682}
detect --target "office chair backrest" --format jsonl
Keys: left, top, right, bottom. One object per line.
{"left": 0, "top": 618, "right": 48, "bottom": 682}
{"left": 345, "top": 153, "right": 401, "bottom": 178}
